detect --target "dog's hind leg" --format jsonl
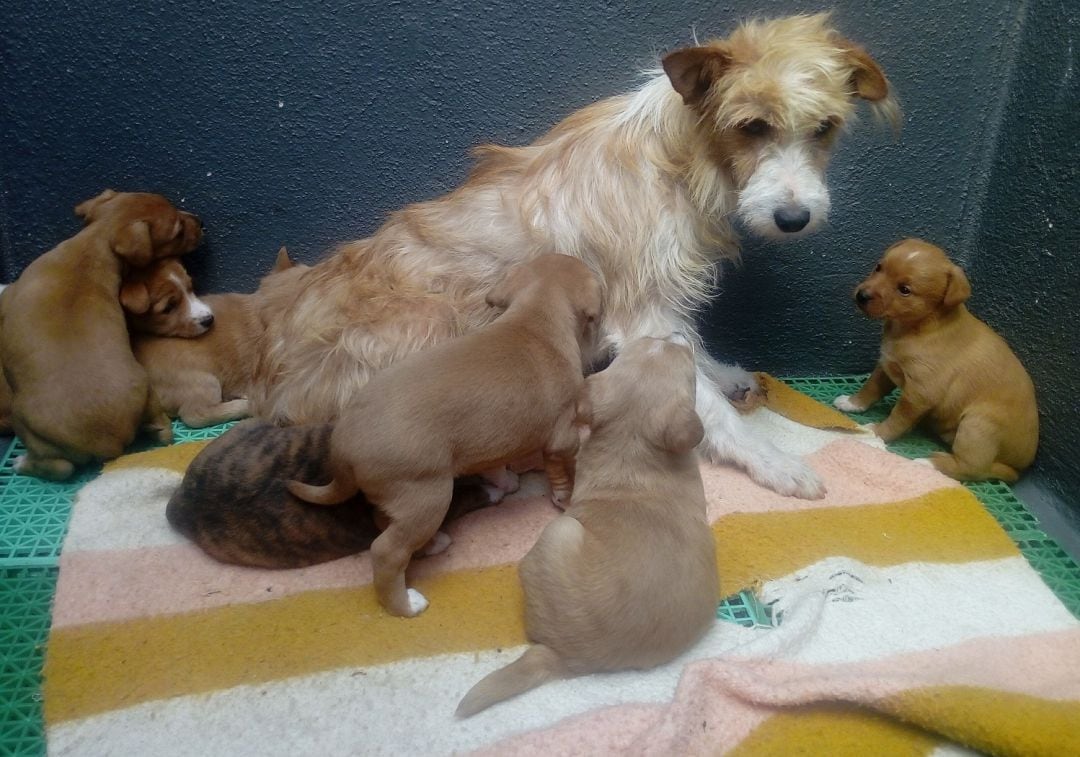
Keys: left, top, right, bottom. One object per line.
{"left": 929, "top": 414, "right": 1017, "bottom": 482}
{"left": 369, "top": 477, "right": 454, "bottom": 617}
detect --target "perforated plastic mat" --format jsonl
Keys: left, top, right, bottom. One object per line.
{"left": 1, "top": 380, "right": 1078, "bottom": 755}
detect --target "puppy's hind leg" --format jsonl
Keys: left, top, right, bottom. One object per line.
{"left": 930, "top": 414, "right": 1017, "bottom": 483}
{"left": 369, "top": 478, "right": 454, "bottom": 617}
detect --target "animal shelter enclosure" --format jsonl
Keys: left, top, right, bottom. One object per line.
{"left": 1, "top": 0, "right": 1078, "bottom": 753}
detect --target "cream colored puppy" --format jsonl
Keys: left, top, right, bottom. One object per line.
{"left": 457, "top": 334, "right": 719, "bottom": 717}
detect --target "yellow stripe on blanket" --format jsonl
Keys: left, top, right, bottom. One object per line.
{"left": 730, "top": 705, "right": 939, "bottom": 757}
{"left": 757, "top": 373, "right": 862, "bottom": 431}
{"left": 44, "top": 565, "right": 526, "bottom": 724}
{"left": 881, "top": 687, "right": 1080, "bottom": 756}
{"left": 715, "top": 489, "right": 1019, "bottom": 592}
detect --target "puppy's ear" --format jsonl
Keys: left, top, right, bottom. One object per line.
{"left": 942, "top": 264, "right": 972, "bottom": 308}
{"left": 650, "top": 397, "right": 705, "bottom": 455}
{"left": 485, "top": 266, "right": 525, "bottom": 310}
{"left": 662, "top": 46, "right": 732, "bottom": 106}
{"left": 112, "top": 220, "right": 155, "bottom": 267}
{"left": 74, "top": 189, "right": 118, "bottom": 223}
{"left": 119, "top": 281, "right": 151, "bottom": 315}
{"left": 271, "top": 246, "right": 295, "bottom": 273}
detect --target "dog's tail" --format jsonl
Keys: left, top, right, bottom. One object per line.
{"left": 285, "top": 473, "right": 356, "bottom": 506}
{"left": 456, "top": 644, "right": 566, "bottom": 718}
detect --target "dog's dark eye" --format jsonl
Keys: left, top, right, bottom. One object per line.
{"left": 738, "top": 119, "right": 771, "bottom": 138}
{"left": 898, "top": 284, "right": 912, "bottom": 296}
{"left": 162, "top": 300, "right": 178, "bottom": 314}
{"left": 814, "top": 119, "right": 835, "bottom": 138}
{"left": 875, "top": 264, "right": 882, "bottom": 272}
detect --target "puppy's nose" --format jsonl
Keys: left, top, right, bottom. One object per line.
{"left": 199, "top": 313, "right": 214, "bottom": 329}
{"left": 773, "top": 206, "right": 811, "bottom": 233}
{"left": 855, "top": 289, "right": 873, "bottom": 306}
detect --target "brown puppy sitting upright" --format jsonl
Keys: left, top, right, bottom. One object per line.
{"left": 457, "top": 334, "right": 719, "bottom": 717}
{"left": 834, "top": 238, "right": 1038, "bottom": 481}
{"left": 0, "top": 190, "right": 203, "bottom": 479}
{"left": 287, "top": 253, "right": 602, "bottom": 617}
{"left": 133, "top": 248, "right": 304, "bottom": 428}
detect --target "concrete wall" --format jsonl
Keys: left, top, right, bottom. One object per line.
{"left": 1, "top": 1, "right": 1075, "bottom": 528}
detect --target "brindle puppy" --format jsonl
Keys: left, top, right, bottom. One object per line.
{"left": 166, "top": 419, "right": 494, "bottom": 569}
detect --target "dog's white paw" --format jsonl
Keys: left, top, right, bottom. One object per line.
{"left": 858, "top": 422, "right": 882, "bottom": 437}
{"left": 12, "top": 454, "right": 26, "bottom": 472}
{"left": 833, "top": 394, "right": 867, "bottom": 413}
{"left": 711, "top": 363, "right": 762, "bottom": 409}
{"left": 405, "top": 588, "right": 429, "bottom": 616}
{"left": 746, "top": 451, "right": 826, "bottom": 500}
{"left": 421, "top": 531, "right": 452, "bottom": 556}
{"left": 483, "top": 485, "right": 506, "bottom": 504}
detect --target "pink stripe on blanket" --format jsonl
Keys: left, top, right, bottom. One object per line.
{"left": 702, "top": 438, "right": 957, "bottom": 520}
{"left": 696, "top": 627, "right": 1080, "bottom": 705}
{"left": 52, "top": 491, "right": 559, "bottom": 628}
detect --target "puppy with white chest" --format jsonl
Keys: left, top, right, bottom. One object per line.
{"left": 834, "top": 238, "right": 1038, "bottom": 481}
{"left": 0, "top": 189, "right": 203, "bottom": 479}
{"left": 286, "top": 253, "right": 601, "bottom": 618}
{"left": 457, "top": 334, "right": 719, "bottom": 717}
{"left": 132, "top": 248, "right": 305, "bottom": 428}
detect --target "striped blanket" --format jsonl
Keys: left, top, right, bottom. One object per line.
{"left": 42, "top": 379, "right": 1080, "bottom": 755}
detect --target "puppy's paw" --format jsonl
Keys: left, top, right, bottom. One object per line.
{"left": 913, "top": 457, "right": 934, "bottom": 467}
{"left": 420, "top": 531, "right": 452, "bottom": 557}
{"left": 833, "top": 394, "right": 868, "bottom": 413}
{"left": 405, "top": 588, "right": 429, "bottom": 617}
{"left": 483, "top": 485, "right": 507, "bottom": 504}
{"left": 858, "top": 422, "right": 881, "bottom": 437}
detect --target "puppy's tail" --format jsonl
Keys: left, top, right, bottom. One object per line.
{"left": 285, "top": 474, "right": 356, "bottom": 506}
{"left": 456, "top": 644, "right": 565, "bottom": 718}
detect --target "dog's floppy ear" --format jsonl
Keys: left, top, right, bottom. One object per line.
{"left": 942, "top": 264, "right": 972, "bottom": 308}
{"left": 74, "top": 189, "right": 118, "bottom": 223}
{"left": 485, "top": 265, "right": 526, "bottom": 310}
{"left": 837, "top": 39, "right": 902, "bottom": 132}
{"left": 271, "top": 246, "right": 294, "bottom": 273}
{"left": 648, "top": 393, "right": 704, "bottom": 455}
{"left": 111, "top": 220, "right": 155, "bottom": 267}
{"left": 662, "top": 46, "right": 732, "bottom": 106}
{"left": 119, "top": 281, "right": 151, "bottom": 315}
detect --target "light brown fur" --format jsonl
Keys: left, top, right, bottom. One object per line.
{"left": 0, "top": 190, "right": 203, "bottom": 479}
{"left": 252, "top": 14, "right": 898, "bottom": 501}
{"left": 122, "top": 258, "right": 214, "bottom": 339}
{"left": 286, "top": 254, "right": 601, "bottom": 617}
{"left": 133, "top": 248, "right": 304, "bottom": 428}
{"left": 835, "top": 238, "right": 1039, "bottom": 482}
{"left": 457, "top": 335, "right": 719, "bottom": 717}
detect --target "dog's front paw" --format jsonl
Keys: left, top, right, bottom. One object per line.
{"left": 420, "top": 531, "right": 452, "bottom": 556}
{"left": 833, "top": 394, "right": 868, "bottom": 413}
{"left": 712, "top": 364, "right": 766, "bottom": 413}
{"left": 743, "top": 450, "right": 826, "bottom": 500}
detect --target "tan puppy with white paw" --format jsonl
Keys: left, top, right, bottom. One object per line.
{"left": 834, "top": 238, "right": 1038, "bottom": 482}
{"left": 286, "top": 253, "right": 601, "bottom": 617}
{"left": 0, "top": 190, "right": 203, "bottom": 479}
{"left": 457, "top": 334, "right": 719, "bottom": 717}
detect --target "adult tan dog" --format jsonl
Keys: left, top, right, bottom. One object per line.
{"left": 457, "top": 334, "right": 718, "bottom": 717}
{"left": 252, "top": 13, "right": 899, "bottom": 500}
{"left": 834, "top": 239, "right": 1039, "bottom": 482}
{"left": 287, "top": 254, "right": 601, "bottom": 617}
{"left": 133, "top": 248, "right": 305, "bottom": 428}
{"left": 0, "top": 190, "right": 203, "bottom": 479}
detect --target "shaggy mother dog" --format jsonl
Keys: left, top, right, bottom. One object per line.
{"left": 252, "top": 13, "right": 898, "bottom": 499}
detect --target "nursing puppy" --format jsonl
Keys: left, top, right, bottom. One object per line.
{"left": 287, "top": 254, "right": 601, "bottom": 617}
{"left": 166, "top": 420, "right": 494, "bottom": 569}
{"left": 133, "top": 248, "right": 303, "bottom": 428}
{"left": 0, "top": 190, "right": 203, "bottom": 479}
{"left": 835, "top": 238, "right": 1038, "bottom": 481}
{"left": 457, "top": 334, "right": 718, "bottom": 717}
{"left": 252, "top": 13, "right": 899, "bottom": 501}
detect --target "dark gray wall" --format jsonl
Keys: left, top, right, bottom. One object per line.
{"left": 1, "top": 1, "right": 1075, "bottom": 526}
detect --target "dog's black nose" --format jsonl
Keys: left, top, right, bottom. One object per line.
{"left": 199, "top": 313, "right": 215, "bottom": 328}
{"left": 855, "top": 289, "right": 873, "bottom": 306}
{"left": 773, "top": 206, "right": 811, "bottom": 233}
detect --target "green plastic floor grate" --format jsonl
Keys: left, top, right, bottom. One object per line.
{"left": 1, "top": 385, "right": 1079, "bottom": 755}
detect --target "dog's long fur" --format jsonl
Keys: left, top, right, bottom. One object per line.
{"left": 252, "top": 13, "right": 899, "bottom": 499}
{"left": 456, "top": 335, "right": 718, "bottom": 717}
